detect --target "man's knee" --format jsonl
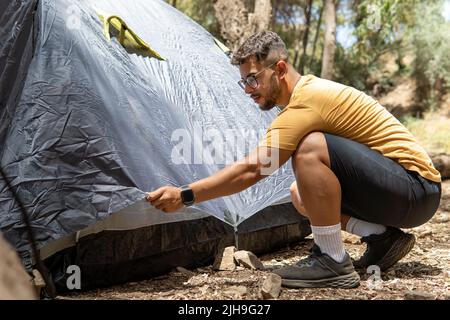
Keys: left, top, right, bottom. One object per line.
{"left": 292, "top": 132, "right": 330, "bottom": 170}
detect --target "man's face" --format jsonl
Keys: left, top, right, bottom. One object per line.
{"left": 239, "top": 57, "right": 281, "bottom": 111}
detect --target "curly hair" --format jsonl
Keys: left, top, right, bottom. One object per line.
{"left": 230, "top": 31, "right": 288, "bottom": 65}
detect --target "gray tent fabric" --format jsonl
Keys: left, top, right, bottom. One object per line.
{"left": 0, "top": 0, "right": 38, "bottom": 148}
{"left": 0, "top": 0, "right": 299, "bottom": 275}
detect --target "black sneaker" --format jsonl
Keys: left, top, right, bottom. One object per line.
{"left": 353, "top": 227, "right": 416, "bottom": 271}
{"left": 273, "top": 245, "right": 360, "bottom": 288}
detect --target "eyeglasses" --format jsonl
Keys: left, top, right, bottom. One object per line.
{"left": 238, "top": 61, "right": 277, "bottom": 90}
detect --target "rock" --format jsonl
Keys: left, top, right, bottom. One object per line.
{"left": 342, "top": 233, "right": 360, "bottom": 244}
{"left": 176, "top": 266, "right": 196, "bottom": 276}
{"left": 262, "top": 264, "right": 284, "bottom": 271}
{"left": 159, "top": 290, "right": 175, "bottom": 297}
{"left": 0, "top": 233, "right": 37, "bottom": 299}
{"left": 435, "top": 216, "right": 450, "bottom": 224}
{"left": 404, "top": 290, "right": 436, "bottom": 300}
{"left": 213, "top": 246, "right": 237, "bottom": 271}
{"left": 386, "top": 278, "right": 401, "bottom": 289}
{"left": 427, "top": 259, "right": 439, "bottom": 267}
{"left": 32, "top": 269, "right": 46, "bottom": 296}
{"left": 199, "top": 285, "right": 209, "bottom": 295}
{"left": 260, "top": 274, "right": 282, "bottom": 299}
{"left": 418, "top": 230, "right": 433, "bottom": 238}
{"left": 234, "top": 250, "right": 265, "bottom": 270}
{"left": 444, "top": 270, "right": 450, "bottom": 284}
{"left": 430, "top": 153, "right": 450, "bottom": 179}
{"left": 224, "top": 285, "right": 247, "bottom": 298}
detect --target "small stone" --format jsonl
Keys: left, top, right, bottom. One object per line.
{"left": 262, "top": 264, "right": 283, "bottom": 271}
{"left": 234, "top": 250, "right": 265, "bottom": 270}
{"left": 176, "top": 266, "right": 196, "bottom": 276}
{"left": 224, "top": 285, "right": 247, "bottom": 298}
{"left": 213, "top": 246, "right": 237, "bottom": 271}
{"left": 444, "top": 270, "right": 450, "bottom": 284}
{"left": 31, "top": 269, "right": 46, "bottom": 297}
{"left": 199, "top": 285, "right": 209, "bottom": 295}
{"left": 435, "top": 216, "right": 450, "bottom": 223}
{"left": 404, "top": 290, "right": 436, "bottom": 300}
{"left": 32, "top": 269, "right": 46, "bottom": 289}
{"left": 159, "top": 290, "right": 175, "bottom": 297}
{"left": 342, "top": 233, "right": 360, "bottom": 244}
{"left": 386, "top": 278, "right": 401, "bottom": 289}
{"left": 260, "top": 274, "right": 282, "bottom": 299}
{"left": 427, "top": 259, "right": 439, "bottom": 267}
{"left": 418, "top": 230, "right": 433, "bottom": 238}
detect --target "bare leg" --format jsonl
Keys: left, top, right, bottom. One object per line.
{"left": 290, "top": 181, "right": 351, "bottom": 230}
{"left": 289, "top": 132, "right": 345, "bottom": 227}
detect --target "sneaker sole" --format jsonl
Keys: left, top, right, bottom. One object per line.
{"left": 281, "top": 271, "right": 360, "bottom": 289}
{"left": 377, "top": 233, "right": 416, "bottom": 271}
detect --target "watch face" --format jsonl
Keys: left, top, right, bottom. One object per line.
{"left": 181, "top": 188, "right": 195, "bottom": 205}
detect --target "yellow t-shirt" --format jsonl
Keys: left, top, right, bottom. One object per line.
{"left": 261, "top": 75, "right": 441, "bottom": 183}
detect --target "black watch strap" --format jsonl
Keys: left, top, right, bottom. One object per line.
{"left": 180, "top": 185, "right": 195, "bottom": 206}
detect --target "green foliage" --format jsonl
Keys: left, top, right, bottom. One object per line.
{"left": 334, "top": 0, "right": 413, "bottom": 90}
{"left": 166, "top": 0, "right": 222, "bottom": 40}
{"left": 402, "top": 111, "right": 450, "bottom": 154}
{"left": 407, "top": 0, "right": 450, "bottom": 108}
{"left": 166, "top": 0, "right": 450, "bottom": 110}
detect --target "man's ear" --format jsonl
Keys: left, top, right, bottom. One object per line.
{"left": 276, "top": 61, "right": 288, "bottom": 79}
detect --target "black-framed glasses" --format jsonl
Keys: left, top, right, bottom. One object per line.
{"left": 238, "top": 61, "right": 277, "bottom": 90}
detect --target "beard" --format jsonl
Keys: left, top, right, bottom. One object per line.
{"left": 259, "top": 74, "right": 281, "bottom": 111}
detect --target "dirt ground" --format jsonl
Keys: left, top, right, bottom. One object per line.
{"left": 61, "top": 181, "right": 450, "bottom": 300}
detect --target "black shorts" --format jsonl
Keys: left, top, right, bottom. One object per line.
{"left": 324, "top": 134, "right": 442, "bottom": 228}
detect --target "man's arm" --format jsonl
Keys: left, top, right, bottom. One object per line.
{"left": 146, "top": 147, "right": 293, "bottom": 212}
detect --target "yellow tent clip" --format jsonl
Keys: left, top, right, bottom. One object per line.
{"left": 95, "top": 8, "right": 165, "bottom": 61}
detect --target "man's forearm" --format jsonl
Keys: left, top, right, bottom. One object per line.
{"left": 189, "top": 160, "right": 264, "bottom": 204}
{"left": 147, "top": 147, "right": 292, "bottom": 212}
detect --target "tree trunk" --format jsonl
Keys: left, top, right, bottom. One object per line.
{"left": 292, "top": 37, "right": 301, "bottom": 70}
{"left": 171, "top": 0, "right": 177, "bottom": 8}
{"left": 214, "top": 0, "right": 272, "bottom": 53}
{"left": 321, "top": 0, "right": 336, "bottom": 80}
{"left": 310, "top": 2, "right": 324, "bottom": 69}
{"left": 271, "top": 0, "right": 278, "bottom": 30}
{"left": 299, "top": 0, "right": 313, "bottom": 74}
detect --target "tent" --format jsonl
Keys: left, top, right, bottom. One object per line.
{"left": 0, "top": 0, "right": 310, "bottom": 292}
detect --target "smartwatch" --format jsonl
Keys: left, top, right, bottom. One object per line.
{"left": 180, "top": 185, "right": 195, "bottom": 206}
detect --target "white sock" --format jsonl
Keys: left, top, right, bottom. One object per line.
{"left": 311, "top": 223, "right": 346, "bottom": 263}
{"left": 346, "top": 217, "right": 386, "bottom": 237}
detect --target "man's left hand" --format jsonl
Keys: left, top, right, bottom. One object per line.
{"left": 146, "top": 186, "right": 184, "bottom": 213}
